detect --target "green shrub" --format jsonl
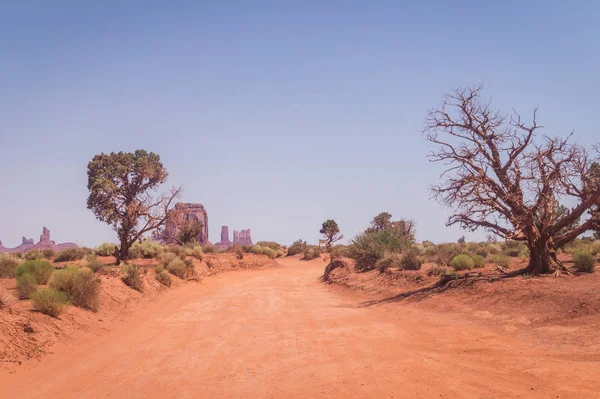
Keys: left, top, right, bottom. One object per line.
{"left": 471, "top": 254, "right": 486, "bottom": 268}
{"left": 159, "top": 252, "right": 179, "bottom": 266}
{"left": 86, "top": 254, "right": 104, "bottom": 273}
{"left": 16, "top": 273, "right": 38, "bottom": 299}
{"left": 302, "top": 247, "right": 322, "bottom": 261}
{"left": 349, "top": 229, "right": 413, "bottom": 271}
{"left": 450, "top": 254, "right": 474, "bottom": 271}
{"left": 287, "top": 240, "right": 309, "bottom": 256}
{"left": 202, "top": 244, "right": 216, "bottom": 253}
{"left": 246, "top": 245, "right": 277, "bottom": 259}
{"left": 54, "top": 247, "right": 89, "bottom": 262}
{"left": 50, "top": 267, "right": 100, "bottom": 311}
{"left": 166, "top": 258, "right": 187, "bottom": 279}
{"left": 94, "top": 243, "right": 117, "bottom": 257}
{"left": 122, "top": 264, "right": 144, "bottom": 291}
{"left": 24, "top": 249, "right": 43, "bottom": 260}
{"left": 0, "top": 254, "right": 20, "bottom": 278}
{"left": 182, "top": 244, "right": 203, "bottom": 261}
{"left": 154, "top": 266, "right": 172, "bottom": 287}
{"left": 15, "top": 260, "right": 54, "bottom": 284}
{"left": 375, "top": 253, "right": 403, "bottom": 272}
{"left": 131, "top": 239, "right": 165, "bottom": 259}
{"left": 256, "top": 241, "right": 281, "bottom": 251}
{"left": 400, "top": 249, "right": 423, "bottom": 271}
{"left": 492, "top": 254, "right": 511, "bottom": 268}
{"left": 42, "top": 249, "right": 55, "bottom": 259}
{"left": 573, "top": 251, "right": 596, "bottom": 273}
{"left": 31, "top": 288, "right": 68, "bottom": 317}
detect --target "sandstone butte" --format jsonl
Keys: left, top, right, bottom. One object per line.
{"left": 0, "top": 226, "right": 78, "bottom": 253}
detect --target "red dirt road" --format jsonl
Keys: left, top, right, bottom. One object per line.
{"left": 2, "top": 257, "right": 598, "bottom": 398}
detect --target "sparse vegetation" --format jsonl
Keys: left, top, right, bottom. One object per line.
{"left": 0, "top": 254, "right": 20, "bottom": 278}
{"left": 54, "top": 247, "right": 90, "bottom": 262}
{"left": 256, "top": 241, "right": 281, "bottom": 251}
{"left": 287, "top": 239, "right": 309, "bottom": 256}
{"left": 492, "top": 254, "right": 511, "bottom": 268}
{"left": 16, "top": 273, "right": 38, "bottom": 299}
{"left": 24, "top": 249, "right": 44, "bottom": 260}
{"left": 15, "top": 260, "right": 54, "bottom": 284}
{"left": 86, "top": 254, "right": 104, "bottom": 273}
{"left": 182, "top": 244, "right": 203, "bottom": 261}
{"left": 246, "top": 245, "right": 277, "bottom": 259}
{"left": 165, "top": 258, "right": 188, "bottom": 279}
{"left": 42, "top": 249, "right": 55, "bottom": 259}
{"left": 573, "top": 251, "right": 596, "bottom": 273}
{"left": 428, "top": 265, "right": 448, "bottom": 277}
{"left": 375, "top": 253, "right": 403, "bottom": 272}
{"left": 154, "top": 266, "right": 172, "bottom": 287}
{"left": 302, "top": 247, "right": 322, "bottom": 261}
{"left": 122, "top": 264, "right": 144, "bottom": 291}
{"left": 31, "top": 288, "right": 68, "bottom": 317}
{"left": 50, "top": 267, "right": 101, "bottom": 311}
{"left": 400, "top": 249, "right": 423, "bottom": 271}
{"left": 95, "top": 243, "right": 117, "bottom": 257}
{"left": 202, "top": 244, "right": 216, "bottom": 253}
{"left": 450, "top": 254, "right": 474, "bottom": 271}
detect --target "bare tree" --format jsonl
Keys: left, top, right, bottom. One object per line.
{"left": 425, "top": 85, "right": 600, "bottom": 274}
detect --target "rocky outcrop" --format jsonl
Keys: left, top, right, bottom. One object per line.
{"left": 0, "top": 227, "right": 78, "bottom": 253}
{"left": 216, "top": 226, "right": 253, "bottom": 249}
{"left": 156, "top": 203, "right": 209, "bottom": 244}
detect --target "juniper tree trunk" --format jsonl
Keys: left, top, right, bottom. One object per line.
{"left": 526, "top": 239, "right": 561, "bottom": 274}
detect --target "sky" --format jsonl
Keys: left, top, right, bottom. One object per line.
{"left": 1, "top": 1, "right": 599, "bottom": 248}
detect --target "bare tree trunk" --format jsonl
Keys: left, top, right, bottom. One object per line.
{"left": 526, "top": 240, "right": 562, "bottom": 274}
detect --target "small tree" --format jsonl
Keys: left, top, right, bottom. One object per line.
{"left": 320, "top": 220, "right": 343, "bottom": 249}
{"left": 371, "top": 212, "right": 392, "bottom": 231}
{"left": 175, "top": 220, "right": 203, "bottom": 245}
{"left": 87, "top": 150, "right": 181, "bottom": 263}
{"left": 425, "top": 85, "right": 600, "bottom": 274}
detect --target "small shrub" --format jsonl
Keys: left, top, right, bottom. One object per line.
{"left": 85, "top": 254, "right": 104, "bottom": 273}
{"left": 16, "top": 273, "right": 38, "bottom": 299}
{"left": 94, "top": 243, "right": 117, "bottom": 257}
{"left": 131, "top": 239, "right": 165, "bottom": 259}
{"left": 24, "top": 249, "right": 43, "bottom": 260}
{"left": 256, "top": 241, "right": 281, "bottom": 251}
{"left": 159, "top": 251, "right": 178, "bottom": 266}
{"left": 375, "top": 253, "right": 403, "bottom": 272}
{"left": 182, "top": 244, "right": 203, "bottom": 261}
{"left": 122, "top": 264, "right": 144, "bottom": 291}
{"left": 450, "top": 254, "right": 474, "bottom": 271}
{"left": 31, "top": 288, "right": 68, "bottom": 317}
{"left": 155, "top": 266, "right": 172, "bottom": 287}
{"left": 287, "top": 240, "right": 309, "bottom": 256}
{"left": 202, "top": 244, "right": 216, "bottom": 253}
{"left": 0, "top": 254, "right": 20, "bottom": 278}
{"left": 233, "top": 246, "right": 244, "bottom": 260}
{"left": 54, "top": 247, "right": 89, "bottom": 262}
{"left": 434, "top": 244, "right": 463, "bottom": 267}
{"left": 492, "top": 254, "right": 511, "bottom": 268}
{"left": 573, "top": 251, "right": 596, "bottom": 273}
{"left": 0, "top": 288, "right": 13, "bottom": 309}
{"left": 275, "top": 249, "right": 284, "bottom": 258}
{"left": 400, "top": 249, "right": 423, "bottom": 271}
{"left": 166, "top": 258, "right": 188, "bottom": 279}
{"left": 471, "top": 254, "right": 486, "bottom": 268}
{"left": 329, "top": 245, "right": 349, "bottom": 259}
{"left": 42, "top": 249, "right": 55, "bottom": 259}
{"left": 50, "top": 267, "right": 100, "bottom": 311}
{"left": 302, "top": 247, "right": 322, "bottom": 261}
{"left": 247, "top": 245, "right": 277, "bottom": 259}
{"left": 428, "top": 265, "right": 447, "bottom": 277}
{"left": 15, "top": 260, "right": 54, "bottom": 284}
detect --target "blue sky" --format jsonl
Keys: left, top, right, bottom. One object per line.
{"left": 1, "top": 1, "right": 598, "bottom": 247}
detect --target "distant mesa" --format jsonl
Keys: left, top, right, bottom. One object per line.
{"left": 214, "top": 226, "right": 253, "bottom": 249}
{"left": 0, "top": 226, "right": 78, "bottom": 253}
{"left": 155, "top": 203, "right": 209, "bottom": 244}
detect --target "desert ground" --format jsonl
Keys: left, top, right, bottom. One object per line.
{"left": 2, "top": 255, "right": 598, "bottom": 399}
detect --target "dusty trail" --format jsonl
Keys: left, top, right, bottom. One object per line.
{"left": 1, "top": 257, "right": 598, "bottom": 398}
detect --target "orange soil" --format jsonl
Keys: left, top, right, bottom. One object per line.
{"left": 1, "top": 255, "right": 599, "bottom": 398}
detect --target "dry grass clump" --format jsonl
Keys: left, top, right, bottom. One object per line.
{"left": 122, "top": 264, "right": 144, "bottom": 292}
{"left": 182, "top": 244, "right": 203, "bottom": 261}
{"left": 573, "top": 251, "right": 596, "bottom": 273}
{"left": 50, "top": 267, "right": 101, "bottom": 311}
{"left": 0, "top": 254, "right": 20, "bottom": 278}
{"left": 302, "top": 247, "right": 322, "bottom": 261}
{"left": 154, "top": 266, "right": 172, "bottom": 287}
{"left": 31, "top": 288, "right": 68, "bottom": 317}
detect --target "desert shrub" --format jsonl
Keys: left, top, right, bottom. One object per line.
{"left": 287, "top": 240, "right": 309, "bottom": 256}
{"left": 15, "top": 260, "right": 54, "bottom": 284}
{"left": 471, "top": 254, "right": 486, "bottom": 268}
{"left": 131, "top": 239, "right": 165, "bottom": 259}
{"left": 166, "top": 258, "right": 189, "bottom": 279}
{"left": 401, "top": 249, "right": 423, "bottom": 270}
{"left": 24, "top": 249, "right": 43, "bottom": 260}
{"left": 247, "top": 245, "right": 277, "bottom": 259}
{"left": 159, "top": 252, "right": 178, "bottom": 266}
{"left": 428, "top": 265, "right": 447, "bottom": 277}
{"left": 275, "top": 249, "right": 284, "bottom": 258}
{"left": 154, "top": 266, "right": 172, "bottom": 287}
{"left": 433, "top": 243, "right": 463, "bottom": 267}
{"left": 492, "top": 254, "right": 511, "bottom": 268}
{"left": 232, "top": 246, "right": 244, "bottom": 260}
{"left": 450, "top": 254, "right": 474, "bottom": 271}
{"left": 86, "top": 254, "right": 104, "bottom": 273}
{"left": 182, "top": 244, "right": 203, "bottom": 261}
{"left": 42, "top": 249, "right": 55, "bottom": 259}
{"left": 486, "top": 243, "right": 502, "bottom": 255}
{"left": 16, "top": 273, "right": 38, "bottom": 299}
{"left": 302, "top": 247, "right": 322, "bottom": 261}
{"left": 54, "top": 247, "right": 89, "bottom": 262}
{"left": 0, "top": 254, "right": 20, "bottom": 278}
{"left": 0, "top": 288, "right": 13, "bottom": 309}
{"left": 329, "top": 244, "right": 349, "bottom": 259}
{"left": 349, "top": 229, "right": 413, "bottom": 271}
{"left": 573, "top": 251, "right": 596, "bottom": 273}
{"left": 256, "top": 241, "right": 281, "bottom": 251}
{"left": 375, "top": 253, "right": 403, "bottom": 272}
{"left": 50, "top": 267, "right": 100, "bottom": 311}
{"left": 122, "top": 264, "right": 144, "bottom": 291}
{"left": 202, "top": 244, "right": 216, "bottom": 253}
{"left": 95, "top": 243, "right": 117, "bottom": 256}
{"left": 31, "top": 288, "right": 68, "bottom": 317}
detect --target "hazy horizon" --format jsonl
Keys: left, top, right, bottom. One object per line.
{"left": 1, "top": 1, "right": 599, "bottom": 248}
